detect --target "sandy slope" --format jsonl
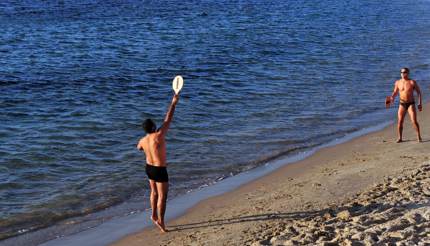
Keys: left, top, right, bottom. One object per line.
{"left": 113, "top": 104, "right": 430, "bottom": 246}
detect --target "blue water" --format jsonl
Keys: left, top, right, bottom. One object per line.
{"left": 1, "top": 0, "right": 430, "bottom": 240}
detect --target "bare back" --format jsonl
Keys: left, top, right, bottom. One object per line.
{"left": 139, "top": 132, "right": 167, "bottom": 167}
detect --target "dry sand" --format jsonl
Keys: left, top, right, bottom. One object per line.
{"left": 113, "top": 104, "right": 430, "bottom": 246}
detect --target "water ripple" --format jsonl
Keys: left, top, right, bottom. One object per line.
{"left": 1, "top": 0, "right": 430, "bottom": 241}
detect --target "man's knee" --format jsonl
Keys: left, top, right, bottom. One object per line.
{"left": 151, "top": 190, "right": 158, "bottom": 197}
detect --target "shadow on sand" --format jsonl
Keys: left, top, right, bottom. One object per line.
{"left": 167, "top": 200, "right": 428, "bottom": 233}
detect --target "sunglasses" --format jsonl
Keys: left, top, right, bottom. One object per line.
{"left": 400, "top": 71, "right": 408, "bottom": 74}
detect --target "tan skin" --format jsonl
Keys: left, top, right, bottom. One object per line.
{"left": 389, "top": 69, "right": 422, "bottom": 143}
{"left": 137, "top": 94, "right": 179, "bottom": 232}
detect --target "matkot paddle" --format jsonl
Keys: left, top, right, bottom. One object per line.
{"left": 172, "top": 75, "right": 184, "bottom": 95}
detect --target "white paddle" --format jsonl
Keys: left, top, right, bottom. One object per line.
{"left": 172, "top": 75, "right": 184, "bottom": 95}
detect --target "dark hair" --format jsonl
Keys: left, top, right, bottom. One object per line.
{"left": 142, "top": 119, "right": 157, "bottom": 133}
{"left": 401, "top": 67, "right": 410, "bottom": 73}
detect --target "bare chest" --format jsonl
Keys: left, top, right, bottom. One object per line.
{"left": 398, "top": 80, "right": 414, "bottom": 93}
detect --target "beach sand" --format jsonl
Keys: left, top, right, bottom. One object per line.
{"left": 113, "top": 104, "right": 430, "bottom": 246}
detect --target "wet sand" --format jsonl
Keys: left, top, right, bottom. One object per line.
{"left": 113, "top": 104, "right": 430, "bottom": 245}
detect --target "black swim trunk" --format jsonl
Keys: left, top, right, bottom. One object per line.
{"left": 400, "top": 100, "right": 415, "bottom": 110}
{"left": 145, "top": 164, "right": 169, "bottom": 183}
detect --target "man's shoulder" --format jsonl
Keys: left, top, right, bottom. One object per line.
{"left": 407, "top": 79, "right": 417, "bottom": 86}
{"left": 154, "top": 131, "right": 165, "bottom": 140}
{"left": 142, "top": 133, "right": 163, "bottom": 141}
{"left": 139, "top": 136, "right": 148, "bottom": 143}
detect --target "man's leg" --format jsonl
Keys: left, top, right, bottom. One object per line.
{"left": 397, "top": 106, "right": 407, "bottom": 142}
{"left": 408, "top": 105, "right": 422, "bottom": 142}
{"left": 155, "top": 181, "right": 169, "bottom": 232}
{"left": 149, "top": 180, "right": 158, "bottom": 224}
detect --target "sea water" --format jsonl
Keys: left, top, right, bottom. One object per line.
{"left": 1, "top": 0, "right": 430, "bottom": 241}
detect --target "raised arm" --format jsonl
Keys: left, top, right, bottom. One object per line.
{"left": 414, "top": 80, "right": 422, "bottom": 111}
{"left": 159, "top": 94, "right": 179, "bottom": 135}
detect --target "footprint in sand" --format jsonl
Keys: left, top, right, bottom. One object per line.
{"left": 400, "top": 155, "right": 414, "bottom": 159}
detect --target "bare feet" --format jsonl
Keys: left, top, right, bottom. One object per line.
{"left": 151, "top": 215, "right": 158, "bottom": 225}
{"left": 154, "top": 220, "right": 168, "bottom": 233}
{"left": 151, "top": 215, "right": 166, "bottom": 232}
{"left": 396, "top": 139, "right": 403, "bottom": 143}
{"left": 418, "top": 138, "right": 422, "bottom": 143}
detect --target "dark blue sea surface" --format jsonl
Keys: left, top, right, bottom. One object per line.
{"left": 1, "top": 0, "right": 430, "bottom": 240}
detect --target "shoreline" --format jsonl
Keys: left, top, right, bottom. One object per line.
{"left": 1, "top": 1, "right": 430, "bottom": 245}
{"left": 112, "top": 103, "right": 430, "bottom": 246}
{"left": 27, "top": 119, "right": 394, "bottom": 246}
{"left": 1, "top": 104, "right": 427, "bottom": 246}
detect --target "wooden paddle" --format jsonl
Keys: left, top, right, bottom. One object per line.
{"left": 385, "top": 96, "right": 392, "bottom": 108}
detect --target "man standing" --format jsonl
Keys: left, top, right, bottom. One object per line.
{"left": 388, "top": 67, "right": 422, "bottom": 143}
{"left": 137, "top": 93, "right": 179, "bottom": 232}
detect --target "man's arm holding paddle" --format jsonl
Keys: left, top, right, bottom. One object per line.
{"left": 159, "top": 94, "right": 179, "bottom": 136}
